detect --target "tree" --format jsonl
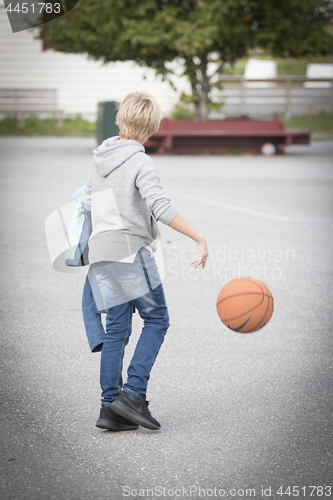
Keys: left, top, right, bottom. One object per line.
{"left": 38, "top": 0, "right": 333, "bottom": 119}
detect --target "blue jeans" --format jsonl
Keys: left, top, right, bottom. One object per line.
{"left": 83, "top": 248, "right": 170, "bottom": 404}
{"left": 82, "top": 276, "right": 105, "bottom": 353}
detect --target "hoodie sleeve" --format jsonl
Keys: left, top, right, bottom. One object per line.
{"left": 80, "top": 174, "right": 92, "bottom": 213}
{"left": 135, "top": 157, "right": 178, "bottom": 225}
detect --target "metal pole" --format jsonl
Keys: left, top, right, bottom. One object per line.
{"left": 285, "top": 78, "right": 292, "bottom": 118}
{"left": 240, "top": 77, "right": 245, "bottom": 116}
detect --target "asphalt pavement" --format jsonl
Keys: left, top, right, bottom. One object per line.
{"left": 0, "top": 136, "right": 332, "bottom": 500}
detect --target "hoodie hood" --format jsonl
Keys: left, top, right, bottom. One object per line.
{"left": 93, "top": 136, "right": 145, "bottom": 177}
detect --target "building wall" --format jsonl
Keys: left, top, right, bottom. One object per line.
{"left": 0, "top": 4, "right": 189, "bottom": 120}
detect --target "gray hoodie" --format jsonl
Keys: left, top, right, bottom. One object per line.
{"left": 81, "top": 137, "right": 178, "bottom": 264}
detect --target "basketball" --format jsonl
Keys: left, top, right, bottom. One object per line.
{"left": 216, "top": 278, "right": 274, "bottom": 333}
{"left": 261, "top": 143, "right": 276, "bottom": 156}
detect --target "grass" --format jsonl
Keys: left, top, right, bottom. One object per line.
{"left": 282, "top": 114, "right": 333, "bottom": 135}
{"left": 0, "top": 115, "right": 96, "bottom": 136}
{"left": 220, "top": 54, "right": 333, "bottom": 76}
{"left": 1, "top": 113, "right": 332, "bottom": 138}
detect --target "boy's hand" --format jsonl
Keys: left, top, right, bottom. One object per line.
{"left": 168, "top": 214, "right": 208, "bottom": 268}
{"left": 191, "top": 238, "right": 208, "bottom": 269}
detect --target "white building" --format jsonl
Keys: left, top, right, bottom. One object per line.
{"left": 244, "top": 59, "right": 277, "bottom": 88}
{"left": 0, "top": 3, "right": 189, "bottom": 120}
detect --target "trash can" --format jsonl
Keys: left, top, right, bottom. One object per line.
{"left": 96, "top": 101, "right": 119, "bottom": 145}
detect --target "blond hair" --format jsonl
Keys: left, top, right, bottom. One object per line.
{"left": 116, "top": 92, "right": 162, "bottom": 143}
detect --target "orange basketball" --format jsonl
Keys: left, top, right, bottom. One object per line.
{"left": 216, "top": 277, "right": 274, "bottom": 333}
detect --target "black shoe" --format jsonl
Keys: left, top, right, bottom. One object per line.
{"left": 110, "top": 391, "right": 160, "bottom": 430}
{"left": 96, "top": 405, "right": 139, "bottom": 431}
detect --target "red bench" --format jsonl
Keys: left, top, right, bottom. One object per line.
{"left": 144, "top": 117, "right": 310, "bottom": 155}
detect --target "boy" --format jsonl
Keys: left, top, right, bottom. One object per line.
{"left": 81, "top": 92, "right": 208, "bottom": 431}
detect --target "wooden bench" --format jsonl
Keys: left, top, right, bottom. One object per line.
{"left": 0, "top": 89, "right": 64, "bottom": 127}
{"left": 144, "top": 117, "right": 310, "bottom": 155}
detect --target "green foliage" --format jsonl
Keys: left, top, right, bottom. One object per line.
{"left": 36, "top": 0, "right": 333, "bottom": 119}
{"left": 0, "top": 116, "right": 95, "bottom": 136}
{"left": 252, "top": 0, "right": 333, "bottom": 58}
{"left": 170, "top": 103, "right": 195, "bottom": 120}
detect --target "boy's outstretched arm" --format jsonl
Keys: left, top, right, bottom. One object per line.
{"left": 168, "top": 213, "right": 208, "bottom": 269}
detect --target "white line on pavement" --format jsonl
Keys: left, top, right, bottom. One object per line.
{"left": 168, "top": 190, "right": 332, "bottom": 223}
